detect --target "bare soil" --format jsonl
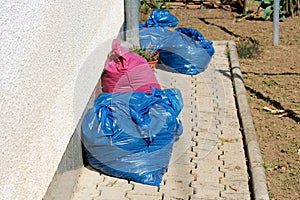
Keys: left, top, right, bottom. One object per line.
{"left": 142, "top": 5, "right": 300, "bottom": 200}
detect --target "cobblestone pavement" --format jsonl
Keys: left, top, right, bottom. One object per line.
{"left": 72, "top": 42, "right": 251, "bottom": 200}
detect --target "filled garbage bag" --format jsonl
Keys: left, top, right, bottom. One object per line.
{"left": 143, "top": 9, "right": 178, "bottom": 28}
{"left": 82, "top": 88, "right": 183, "bottom": 186}
{"left": 139, "top": 27, "right": 211, "bottom": 75}
{"left": 101, "top": 39, "right": 160, "bottom": 93}
{"left": 175, "top": 28, "right": 215, "bottom": 56}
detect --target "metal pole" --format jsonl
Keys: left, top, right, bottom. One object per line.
{"left": 273, "top": 0, "right": 280, "bottom": 45}
{"left": 125, "top": 0, "right": 140, "bottom": 47}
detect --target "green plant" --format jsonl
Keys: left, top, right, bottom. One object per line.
{"left": 248, "top": 97, "right": 253, "bottom": 103}
{"left": 236, "top": 39, "right": 260, "bottom": 58}
{"left": 149, "top": 0, "right": 163, "bottom": 9}
{"left": 140, "top": 0, "right": 172, "bottom": 14}
{"left": 140, "top": 0, "right": 151, "bottom": 14}
{"left": 162, "top": 0, "right": 171, "bottom": 11}
{"left": 148, "top": 0, "right": 171, "bottom": 10}
{"left": 225, "top": 50, "right": 230, "bottom": 58}
{"left": 262, "top": 162, "right": 280, "bottom": 171}
{"left": 263, "top": 79, "right": 276, "bottom": 86}
{"left": 291, "top": 103, "right": 300, "bottom": 109}
{"left": 130, "top": 43, "right": 159, "bottom": 62}
{"left": 254, "top": 0, "right": 286, "bottom": 20}
{"left": 262, "top": 163, "right": 268, "bottom": 170}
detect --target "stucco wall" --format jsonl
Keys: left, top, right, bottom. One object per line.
{"left": 0, "top": 1, "right": 124, "bottom": 199}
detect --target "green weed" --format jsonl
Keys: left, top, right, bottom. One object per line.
{"left": 291, "top": 103, "right": 300, "bottom": 109}
{"left": 140, "top": 0, "right": 172, "bottom": 14}
{"left": 140, "top": 0, "right": 150, "bottom": 14}
{"left": 262, "top": 162, "right": 278, "bottom": 170}
{"left": 236, "top": 39, "right": 260, "bottom": 58}
{"left": 263, "top": 79, "right": 276, "bottom": 86}
{"left": 248, "top": 97, "right": 253, "bottom": 103}
{"left": 225, "top": 49, "right": 230, "bottom": 58}
{"left": 262, "top": 163, "right": 268, "bottom": 170}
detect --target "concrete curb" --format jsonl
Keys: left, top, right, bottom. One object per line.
{"left": 228, "top": 41, "right": 270, "bottom": 200}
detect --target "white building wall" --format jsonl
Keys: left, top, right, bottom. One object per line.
{"left": 0, "top": 1, "right": 124, "bottom": 199}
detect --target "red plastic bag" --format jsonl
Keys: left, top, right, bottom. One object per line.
{"left": 101, "top": 39, "right": 160, "bottom": 93}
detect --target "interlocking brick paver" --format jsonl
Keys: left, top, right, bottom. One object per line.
{"left": 126, "top": 183, "right": 162, "bottom": 199}
{"left": 126, "top": 194, "right": 162, "bottom": 200}
{"left": 159, "top": 187, "right": 194, "bottom": 200}
{"left": 166, "top": 161, "right": 195, "bottom": 173}
{"left": 220, "top": 190, "right": 251, "bottom": 200}
{"left": 71, "top": 42, "right": 251, "bottom": 200}
{"left": 191, "top": 182, "right": 224, "bottom": 199}
{"left": 96, "top": 187, "right": 131, "bottom": 200}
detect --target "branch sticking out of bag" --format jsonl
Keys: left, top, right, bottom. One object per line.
{"left": 130, "top": 42, "right": 159, "bottom": 62}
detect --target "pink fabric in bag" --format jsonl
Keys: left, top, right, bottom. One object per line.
{"left": 101, "top": 39, "right": 160, "bottom": 93}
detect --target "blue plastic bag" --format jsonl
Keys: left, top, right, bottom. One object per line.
{"left": 82, "top": 88, "right": 183, "bottom": 186}
{"left": 139, "top": 27, "right": 211, "bottom": 75}
{"left": 143, "top": 9, "right": 178, "bottom": 28}
{"left": 175, "top": 28, "right": 215, "bottom": 56}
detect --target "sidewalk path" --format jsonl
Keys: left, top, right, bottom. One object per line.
{"left": 72, "top": 41, "right": 251, "bottom": 200}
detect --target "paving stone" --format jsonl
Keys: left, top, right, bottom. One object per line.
{"left": 193, "top": 154, "right": 223, "bottom": 166}
{"left": 159, "top": 186, "right": 194, "bottom": 200}
{"left": 164, "top": 173, "right": 195, "bottom": 184}
{"left": 163, "top": 178, "right": 192, "bottom": 189}
{"left": 194, "top": 81, "right": 215, "bottom": 89}
{"left": 72, "top": 189, "right": 101, "bottom": 200}
{"left": 197, "top": 112, "right": 215, "bottom": 122}
{"left": 219, "top": 135, "right": 242, "bottom": 145}
{"left": 100, "top": 175, "right": 131, "bottom": 188}
{"left": 96, "top": 187, "right": 131, "bottom": 200}
{"left": 192, "top": 169, "right": 223, "bottom": 180}
{"left": 222, "top": 110, "right": 239, "bottom": 120}
{"left": 220, "top": 168, "right": 249, "bottom": 181}
{"left": 220, "top": 118, "right": 240, "bottom": 130}
{"left": 190, "top": 196, "right": 221, "bottom": 200}
{"left": 197, "top": 121, "right": 221, "bottom": 131}
{"left": 71, "top": 43, "right": 251, "bottom": 200}
{"left": 220, "top": 190, "right": 251, "bottom": 200}
{"left": 171, "top": 153, "right": 194, "bottom": 165}
{"left": 126, "top": 183, "right": 161, "bottom": 199}
{"left": 191, "top": 182, "right": 224, "bottom": 199}
{"left": 166, "top": 163, "right": 194, "bottom": 177}
{"left": 219, "top": 154, "right": 247, "bottom": 166}
{"left": 192, "top": 167, "right": 223, "bottom": 178}
{"left": 126, "top": 194, "right": 162, "bottom": 200}
{"left": 219, "top": 142, "right": 246, "bottom": 155}
{"left": 222, "top": 99, "right": 237, "bottom": 108}
{"left": 72, "top": 169, "right": 104, "bottom": 200}
{"left": 196, "top": 104, "right": 215, "bottom": 113}
{"left": 193, "top": 130, "right": 219, "bottom": 140}
{"left": 220, "top": 179, "right": 250, "bottom": 193}
{"left": 181, "top": 118, "right": 199, "bottom": 129}
{"left": 170, "top": 142, "right": 194, "bottom": 164}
